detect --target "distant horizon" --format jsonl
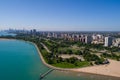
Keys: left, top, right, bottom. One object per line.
{"left": 1, "top": 26, "right": 120, "bottom": 31}
{"left": 1, "top": 28, "right": 120, "bottom": 32}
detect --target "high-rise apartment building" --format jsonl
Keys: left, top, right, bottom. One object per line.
{"left": 85, "top": 35, "right": 92, "bottom": 44}
{"left": 104, "top": 36, "right": 113, "bottom": 47}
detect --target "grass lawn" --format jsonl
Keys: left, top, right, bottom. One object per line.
{"left": 52, "top": 61, "right": 90, "bottom": 68}
{"left": 76, "top": 61, "right": 91, "bottom": 67}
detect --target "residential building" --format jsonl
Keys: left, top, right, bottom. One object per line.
{"left": 104, "top": 36, "right": 113, "bottom": 47}
{"left": 85, "top": 35, "right": 92, "bottom": 44}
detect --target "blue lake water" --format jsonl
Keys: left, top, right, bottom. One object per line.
{"left": 0, "top": 40, "right": 119, "bottom": 80}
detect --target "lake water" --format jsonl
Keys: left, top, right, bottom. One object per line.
{"left": 0, "top": 40, "right": 119, "bottom": 80}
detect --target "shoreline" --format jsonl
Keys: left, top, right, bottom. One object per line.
{"left": 72, "top": 59, "right": 120, "bottom": 78}
{"left": 1, "top": 39, "right": 120, "bottom": 78}
{"left": 0, "top": 38, "right": 12, "bottom": 40}
{"left": 33, "top": 42, "right": 120, "bottom": 78}
{"left": 0, "top": 38, "right": 16, "bottom": 41}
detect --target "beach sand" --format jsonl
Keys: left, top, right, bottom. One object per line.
{"left": 34, "top": 42, "right": 120, "bottom": 78}
{"left": 0, "top": 38, "right": 11, "bottom": 40}
{"left": 1, "top": 39, "right": 120, "bottom": 78}
{"left": 72, "top": 60, "right": 120, "bottom": 77}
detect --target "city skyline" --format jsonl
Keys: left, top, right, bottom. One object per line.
{"left": 0, "top": 0, "right": 120, "bottom": 31}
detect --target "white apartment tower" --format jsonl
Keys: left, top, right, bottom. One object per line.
{"left": 85, "top": 35, "right": 92, "bottom": 44}
{"left": 104, "top": 36, "right": 113, "bottom": 47}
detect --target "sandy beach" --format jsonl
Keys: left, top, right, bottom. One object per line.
{"left": 0, "top": 38, "right": 10, "bottom": 40}
{"left": 0, "top": 38, "right": 15, "bottom": 40}
{"left": 36, "top": 42, "right": 120, "bottom": 78}
{"left": 1, "top": 39, "right": 120, "bottom": 78}
{"left": 72, "top": 59, "right": 120, "bottom": 77}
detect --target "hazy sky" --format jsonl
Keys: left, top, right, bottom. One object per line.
{"left": 0, "top": 0, "right": 120, "bottom": 31}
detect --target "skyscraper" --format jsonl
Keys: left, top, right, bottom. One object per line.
{"left": 104, "top": 36, "right": 113, "bottom": 47}
{"left": 85, "top": 35, "right": 92, "bottom": 44}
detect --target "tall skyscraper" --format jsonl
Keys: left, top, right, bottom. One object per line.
{"left": 85, "top": 35, "right": 92, "bottom": 44}
{"left": 33, "top": 29, "right": 36, "bottom": 33}
{"left": 30, "top": 29, "right": 37, "bottom": 35}
{"left": 104, "top": 36, "right": 113, "bottom": 47}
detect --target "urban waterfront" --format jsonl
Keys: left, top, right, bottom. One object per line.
{"left": 0, "top": 0, "right": 120, "bottom": 79}
{"left": 0, "top": 40, "right": 119, "bottom": 80}
{"left": 0, "top": 31, "right": 16, "bottom": 36}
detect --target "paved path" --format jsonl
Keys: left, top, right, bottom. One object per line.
{"left": 33, "top": 42, "right": 120, "bottom": 78}
{"left": 41, "top": 43, "right": 51, "bottom": 53}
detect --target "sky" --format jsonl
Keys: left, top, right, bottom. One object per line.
{"left": 0, "top": 0, "right": 120, "bottom": 31}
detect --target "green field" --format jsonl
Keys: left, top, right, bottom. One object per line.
{"left": 52, "top": 61, "right": 90, "bottom": 68}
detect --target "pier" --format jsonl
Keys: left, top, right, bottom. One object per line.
{"left": 40, "top": 69, "right": 54, "bottom": 80}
